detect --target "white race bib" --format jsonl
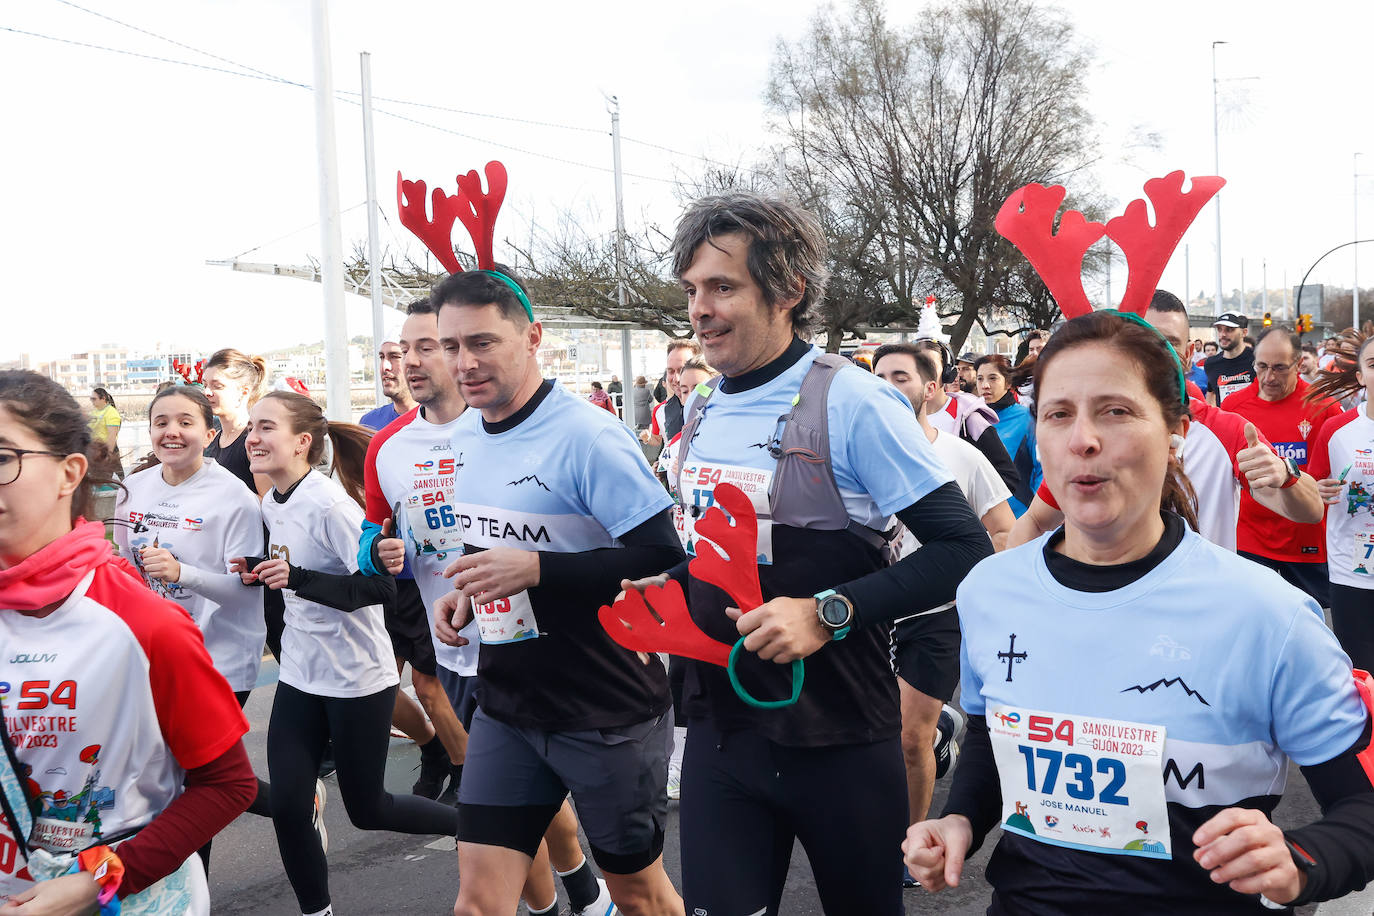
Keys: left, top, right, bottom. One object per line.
{"left": 472, "top": 591, "right": 539, "bottom": 645}
{"left": 1353, "top": 531, "right": 1374, "bottom": 577}
{"left": 988, "top": 705, "right": 1170, "bottom": 859}
{"left": 677, "top": 462, "right": 775, "bottom": 565}
{"left": 404, "top": 494, "right": 464, "bottom": 563}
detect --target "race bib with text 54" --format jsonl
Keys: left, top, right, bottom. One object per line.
{"left": 988, "top": 705, "right": 1171, "bottom": 859}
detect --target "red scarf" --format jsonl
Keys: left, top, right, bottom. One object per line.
{"left": 0, "top": 520, "right": 116, "bottom": 611}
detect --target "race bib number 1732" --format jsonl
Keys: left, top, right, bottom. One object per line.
{"left": 988, "top": 705, "right": 1171, "bottom": 860}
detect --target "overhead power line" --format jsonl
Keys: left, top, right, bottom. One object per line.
{"left": 13, "top": 6, "right": 725, "bottom": 181}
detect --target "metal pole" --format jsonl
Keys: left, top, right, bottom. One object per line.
{"left": 361, "top": 52, "right": 384, "bottom": 406}
{"left": 1262, "top": 259, "right": 1268, "bottom": 315}
{"left": 1212, "top": 41, "right": 1226, "bottom": 316}
{"left": 609, "top": 95, "right": 634, "bottom": 426}
{"left": 1284, "top": 269, "right": 1290, "bottom": 320}
{"left": 311, "top": 0, "right": 349, "bottom": 421}
{"left": 1184, "top": 244, "right": 1190, "bottom": 308}
{"left": 1356, "top": 153, "right": 1363, "bottom": 330}
{"left": 1294, "top": 239, "right": 1374, "bottom": 335}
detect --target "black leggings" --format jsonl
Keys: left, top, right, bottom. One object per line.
{"left": 268, "top": 682, "right": 460, "bottom": 913}
{"left": 679, "top": 718, "right": 907, "bottom": 916}
{"left": 1331, "top": 583, "right": 1374, "bottom": 673}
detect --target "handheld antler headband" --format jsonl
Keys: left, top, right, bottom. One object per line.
{"left": 396, "top": 160, "right": 534, "bottom": 321}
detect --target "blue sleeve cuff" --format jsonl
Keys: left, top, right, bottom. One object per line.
{"left": 357, "top": 520, "right": 383, "bottom": 577}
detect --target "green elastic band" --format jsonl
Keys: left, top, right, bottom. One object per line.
{"left": 1102, "top": 310, "right": 1189, "bottom": 410}
{"left": 479, "top": 270, "right": 535, "bottom": 322}
{"left": 727, "top": 637, "right": 804, "bottom": 709}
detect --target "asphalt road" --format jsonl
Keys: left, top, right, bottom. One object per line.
{"left": 207, "top": 662, "right": 1360, "bottom": 915}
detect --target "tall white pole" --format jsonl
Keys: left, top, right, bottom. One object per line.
{"left": 609, "top": 95, "right": 634, "bottom": 426}
{"left": 1284, "top": 269, "right": 1290, "bottom": 320}
{"left": 361, "top": 52, "right": 384, "bottom": 406}
{"left": 1212, "top": 41, "right": 1226, "bottom": 316}
{"left": 311, "top": 0, "right": 349, "bottom": 421}
{"left": 1262, "top": 259, "right": 1268, "bottom": 315}
{"left": 1356, "top": 152, "right": 1363, "bottom": 330}
{"left": 1240, "top": 258, "right": 1245, "bottom": 314}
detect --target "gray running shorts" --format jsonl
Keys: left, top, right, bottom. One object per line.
{"left": 458, "top": 706, "right": 669, "bottom": 865}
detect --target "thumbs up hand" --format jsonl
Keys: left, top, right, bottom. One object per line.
{"left": 376, "top": 517, "right": 406, "bottom": 575}
{"left": 1237, "top": 423, "right": 1289, "bottom": 491}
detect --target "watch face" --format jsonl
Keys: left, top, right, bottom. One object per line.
{"left": 820, "top": 596, "right": 850, "bottom": 626}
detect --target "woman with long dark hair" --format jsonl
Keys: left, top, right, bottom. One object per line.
{"left": 906, "top": 312, "right": 1374, "bottom": 914}
{"left": 974, "top": 354, "right": 1041, "bottom": 516}
{"left": 1308, "top": 328, "right": 1374, "bottom": 671}
{"left": 237, "top": 391, "right": 458, "bottom": 916}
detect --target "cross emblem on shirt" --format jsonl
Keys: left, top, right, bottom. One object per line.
{"left": 998, "top": 633, "right": 1028, "bottom": 682}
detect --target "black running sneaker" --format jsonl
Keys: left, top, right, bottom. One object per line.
{"left": 436, "top": 763, "right": 463, "bottom": 806}
{"left": 933, "top": 704, "right": 967, "bottom": 779}
{"left": 412, "top": 743, "right": 450, "bottom": 799}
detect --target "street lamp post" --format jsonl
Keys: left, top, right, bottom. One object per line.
{"left": 1356, "top": 152, "right": 1364, "bottom": 330}
{"left": 1212, "top": 41, "right": 1226, "bottom": 317}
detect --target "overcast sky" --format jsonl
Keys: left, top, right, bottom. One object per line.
{"left": 4, "top": 0, "right": 1372, "bottom": 362}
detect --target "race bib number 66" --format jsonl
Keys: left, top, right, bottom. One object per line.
{"left": 988, "top": 705, "right": 1170, "bottom": 859}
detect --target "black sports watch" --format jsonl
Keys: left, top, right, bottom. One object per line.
{"left": 813, "top": 589, "right": 853, "bottom": 641}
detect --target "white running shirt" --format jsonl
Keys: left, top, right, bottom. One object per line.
{"left": 113, "top": 460, "right": 266, "bottom": 691}
{"left": 262, "top": 471, "right": 400, "bottom": 698}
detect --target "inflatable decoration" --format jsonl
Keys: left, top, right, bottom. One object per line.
{"left": 598, "top": 483, "right": 804, "bottom": 709}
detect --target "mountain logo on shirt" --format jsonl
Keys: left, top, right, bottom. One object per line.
{"left": 1120, "top": 676, "right": 1210, "bottom": 707}
{"left": 507, "top": 474, "right": 551, "bottom": 492}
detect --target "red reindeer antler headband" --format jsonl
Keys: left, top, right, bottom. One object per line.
{"left": 171, "top": 359, "right": 204, "bottom": 386}
{"left": 396, "top": 161, "right": 533, "bottom": 321}
{"left": 995, "top": 170, "right": 1224, "bottom": 318}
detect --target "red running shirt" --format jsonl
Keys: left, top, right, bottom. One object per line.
{"left": 1221, "top": 378, "right": 1343, "bottom": 562}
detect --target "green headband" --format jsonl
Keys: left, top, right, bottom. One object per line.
{"left": 479, "top": 270, "right": 535, "bottom": 322}
{"left": 1101, "top": 309, "right": 1189, "bottom": 410}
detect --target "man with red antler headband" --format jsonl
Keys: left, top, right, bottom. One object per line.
{"left": 618, "top": 192, "right": 993, "bottom": 915}
{"left": 395, "top": 162, "right": 686, "bottom": 916}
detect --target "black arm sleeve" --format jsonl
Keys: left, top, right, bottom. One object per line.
{"left": 941, "top": 717, "right": 1002, "bottom": 854}
{"left": 286, "top": 564, "right": 396, "bottom": 612}
{"left": 1284, "top": 717, "right": 1374, "bottom": 905}
{"left": 837, "top": 482, "right": 993, "bottom": 630}
{"left": 538, "top": 508, "right": 686, "bottom": 602}
{"left": 972, "top": 426, "right": 1021, "bottom": 497}
{"left": 665, "top": 557, "right": 691, "bottom": 591}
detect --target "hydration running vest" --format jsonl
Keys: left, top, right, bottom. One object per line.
{"left": 673, "top": 353, "right": 895, "bottom": 554}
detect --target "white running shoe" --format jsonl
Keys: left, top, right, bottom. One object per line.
{"left": 571, "top": 878, "right": 618, "bottom": 916}
{"left": 666, "top": 761, "right": 682, "bottom": 801}
{"left": 313, "top": 778, "right": 329, "bottom": 854}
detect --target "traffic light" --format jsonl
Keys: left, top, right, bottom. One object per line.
{"left": 1297, "top": 314, "right": 1313, "bottom": 334}
{"left": 1262, "top": 312, "right": 1272, "bottom": 328}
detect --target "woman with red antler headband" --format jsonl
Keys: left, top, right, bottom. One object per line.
{"left": 905, "top": 175, "right": 1374, "bottom": 913}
